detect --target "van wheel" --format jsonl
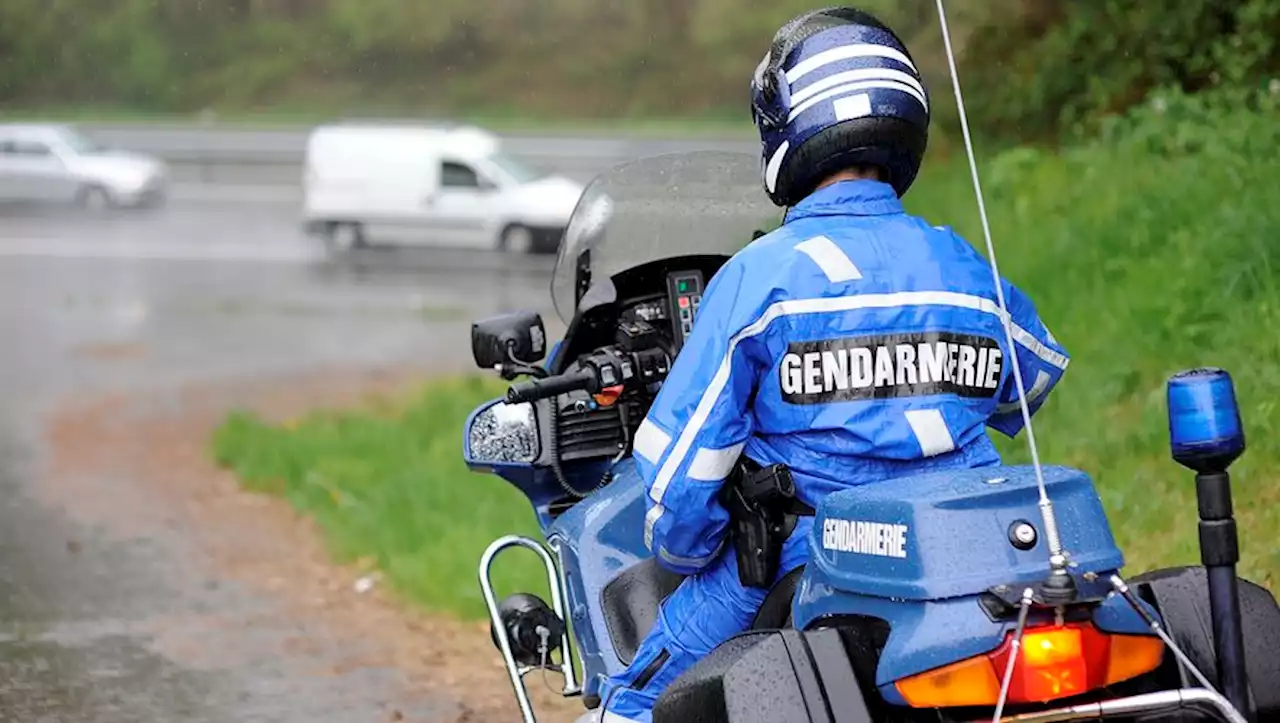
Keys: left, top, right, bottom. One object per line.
{"left": 323, "top": 222, "right": 367, "bottom": 253}
{"left": 499, "top": 225, "right": 534, "bottom": 255}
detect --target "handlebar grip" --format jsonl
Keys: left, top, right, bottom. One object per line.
{"left": 507, "top": 370, "right": 596, "bottom": 404}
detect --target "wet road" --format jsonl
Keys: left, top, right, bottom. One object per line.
{"left": 0, "top": 194, "right": 562, "bottom": 721}
{"left": 0, "top": 195, "right": 562, "bottom": 398}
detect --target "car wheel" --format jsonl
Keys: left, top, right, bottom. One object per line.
{"left": 499, "top": 224, "right": 534, "bottom": 255}
{"left": 323, "top": 222, "right": 368, "bottom": 253}
{"left": 75, "top": 185, "right": 116, "bottom": 211}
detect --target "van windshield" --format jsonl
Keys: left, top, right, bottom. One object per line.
{"left": 488, "top": 152, "right": 543, "bottom": 184}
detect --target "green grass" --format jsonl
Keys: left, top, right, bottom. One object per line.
{"left": 210, "top": 376, "right": 548, "bottom": 618}
{"left": 904, "top": 115, "right": 1280, "bottom": 590}
{"left": 212, "top": 110, "right": 1279, "bottom": 621}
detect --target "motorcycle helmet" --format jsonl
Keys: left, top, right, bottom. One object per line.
{"left": 751, "top": 6, "right": 930, "bottom": 206}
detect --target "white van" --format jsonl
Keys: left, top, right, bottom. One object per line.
{"left": 301, "top": 123, "right": 583, "bottom": 254}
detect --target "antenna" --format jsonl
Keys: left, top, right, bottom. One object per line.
{"left": 931, "top": 2, "right": 1073, "bottom": 587}
{"left": 930, "top": 7, "right": 1253, "bottom": 723}
{"left": 931, "top": 4, "right": 1075, "bottom": 717}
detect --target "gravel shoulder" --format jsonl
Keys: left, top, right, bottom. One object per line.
{"left": 35, "top": 364, "right": 582, "bottom": 723}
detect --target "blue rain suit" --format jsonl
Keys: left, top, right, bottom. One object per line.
{"left": 598, "top": 180, "right": 1070, "bottom": 722}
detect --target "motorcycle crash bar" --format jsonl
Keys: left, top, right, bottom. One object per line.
{"left": 479, "top": 535, "right": 582, "bottom": 723}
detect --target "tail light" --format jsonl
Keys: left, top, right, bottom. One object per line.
{"left": 895, "top": 622, "right": 1164, "bottom": 708}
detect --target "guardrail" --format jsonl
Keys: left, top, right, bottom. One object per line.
{"left": 77, "top": 123, "right": 758, "bottom": 186}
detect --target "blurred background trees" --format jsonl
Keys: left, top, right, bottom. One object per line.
{"left": 1, "top": 0, "right": 1277, "bottom": 141}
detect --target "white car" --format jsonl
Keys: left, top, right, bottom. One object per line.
{"left": 0, "top": 123, "right": 169, "bottom": 208}
{"left": 301, "top": 122, "right": 584, "bottom": 254}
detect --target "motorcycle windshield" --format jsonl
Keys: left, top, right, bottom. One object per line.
{"left": 551, "top": 151, "right": 783, "bottom": 324}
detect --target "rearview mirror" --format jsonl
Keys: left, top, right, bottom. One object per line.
{"left": 466, "top": 400, "right": 539, "bottom": 464}
{"left": 472, "top": 311, "right": 546, "bottom": 369}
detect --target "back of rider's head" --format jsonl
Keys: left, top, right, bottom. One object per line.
{"left": 751, "top": 6, "right": 930, "bottom": 207}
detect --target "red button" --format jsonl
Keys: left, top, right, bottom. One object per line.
{"left": 678, "top": 297, "right": 690, "bottom": 309}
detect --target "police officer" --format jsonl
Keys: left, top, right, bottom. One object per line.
{"left": 595, "top": 7, "right": 1070, "bottom": 722}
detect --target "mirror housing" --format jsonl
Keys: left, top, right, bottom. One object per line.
{"left": 472, "top": 311, "right": 547, "bottom": 369}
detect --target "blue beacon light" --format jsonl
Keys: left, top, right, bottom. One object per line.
{"left": 1167, "top": 367, "right": 1246, "bottom": 473}
{"left": 1166, "top": 366, "right": 1254, "bottom": 721}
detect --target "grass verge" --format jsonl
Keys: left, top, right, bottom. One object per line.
{"left": 905, "top": 110, "right": 1280, "bottom": 590}
{"left": 211, "top": 375, "right": 547, "bottom": 619}
{"left": 213, "top": 110, "right": 1278, "bottom": 621}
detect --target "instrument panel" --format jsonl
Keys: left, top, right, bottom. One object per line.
{"left": 666, "top": 270, "right": 705, "bottom": 353}
{"left": 544, "top": 267, "right": 710, "bottom": 476}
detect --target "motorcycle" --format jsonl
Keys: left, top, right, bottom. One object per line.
{"left": 462, "top": 150, "right": 1280, "bottom": 723}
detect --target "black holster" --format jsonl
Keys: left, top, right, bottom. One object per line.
{"left": 721, "top": 458, "right": 815, "bottom": 589}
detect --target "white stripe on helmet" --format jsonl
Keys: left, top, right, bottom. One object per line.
{"left": 791, "top": 67, "right": 926, "bottom": 107}
{"left": 764, "top": 140, "right": 790, "bottom": 193}
{"left": 786, "top": 43, "right": 918, "bottom": 84}
{"left": 788, "top": 80, "right": 928, "bottom": 123}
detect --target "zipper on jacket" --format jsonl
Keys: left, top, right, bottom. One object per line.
{"left": 632, "top": 648, "right": 671, "bottom": 690}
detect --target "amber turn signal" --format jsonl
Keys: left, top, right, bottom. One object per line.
{"left": 895, "top": 623, "right": 1164, "bottom": 709}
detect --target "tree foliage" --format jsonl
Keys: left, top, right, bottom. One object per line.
{"left": 964, "top": 0, "right": 1280, "bottom": 140}
{"left": 1, "top": 0, "right": 1276, "bottom": 140}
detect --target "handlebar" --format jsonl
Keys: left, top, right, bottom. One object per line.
{"left": 507, "top": 369, "right": 599, "bottom": 404}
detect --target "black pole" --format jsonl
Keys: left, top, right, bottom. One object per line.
{"left": 1195, "top": 470, "right": 1255, "bottom": 722}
